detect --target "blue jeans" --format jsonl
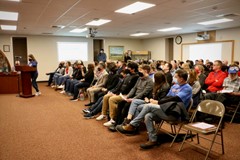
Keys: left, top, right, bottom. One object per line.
{"left": 31, "top": 72, "right": 39, "bottom": 92}
{"left": 128, "top": 99, "right": 146, "bottom": 119}
{"left": 130, "top": 104, "right": 177, "bottom": 142}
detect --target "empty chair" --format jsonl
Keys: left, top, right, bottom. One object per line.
{"left": 179, "top": 100, "right": 225, "bottom": 160}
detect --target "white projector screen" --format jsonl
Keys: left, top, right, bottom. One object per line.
{"left": 57, "top": 42, "right": 88, "bottom": 62}
{"left": 182, "top": 42, "right": 233, "bottom": 62}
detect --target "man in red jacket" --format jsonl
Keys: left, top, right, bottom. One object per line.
{"left": 205, "top": 60, "right": 227, "bottom": 93}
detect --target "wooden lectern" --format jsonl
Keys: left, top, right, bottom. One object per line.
{"left": 15, "top": 65, "right": 36, "bottom": 98}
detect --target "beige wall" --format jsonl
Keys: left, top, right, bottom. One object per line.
{"left": 0, "top": 27, "right": 239, "bottom": 81}
{"left": 0, "top": 35, "right": 142, "bottom": 81}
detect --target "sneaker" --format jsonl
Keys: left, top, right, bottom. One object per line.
{"left": 103, "top": 120, "right": 115, "bottom": 127}
{"left": 82, "top": 109, "right": 90, "bottom": 114}
{"left": 57, "top": 85, "right": 64, "bottom": 89}
{"left": 140, "top": 141, "right": 158, "bottom": 149}
{"left": 84, "top": 113, "right": 94, "bottom": 119}
{"left": 96, "top": 115, "right": 107, "bottom": 121}
{"left": 60, "top": 90, "right": 65, "bottom": 94}
{"left": 35, "top": 92, "right": 41, "bottom": 96}
{"left": 70, "top": 98, "right": 78, "bottom": 102}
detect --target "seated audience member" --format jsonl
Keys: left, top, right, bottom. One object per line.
{"left": 85, "top": 62, "right": 108, "bottom": 106}
{"left": 170, "top": 60, "right": 177, "bottom": 76}
{"left": 62, "top": 61, "right": 86, "bottom": 94}
{"left": 163, "top": 62, "right": 173, "bottom": 85}
{"left": 70, "top": 63, "right": 94, "bottom": 101}
{"left": 92, "top": 62, "right": 120, "bottom": 103}
{"left": 233, "top": 61, "right": 240, "bottom": 76}
{"left": 198, "top": 59, "right": 204, "bottom": 66}
{"left": 116, "top": 69, "right": 192, "bottom": 149}
{"left": 83, "top": 70, "right": 129, "bottom": 118}
{"left": 148, "top": 63, "right": 157, "bottom": 81}
{"left": 188, "top": 69, "right": 201, "bottom": 108}
{"left": 53, "top": 61, "right": 73, "bottom": 88}
{"left": 93, "top": 62, "right": 139, "bottom": 119}
{"left": 194, "top": 64, "right": 206, "bottom": 88}
{"left": 182, "top": 63, "right": 191, "bottom": 73}
{"left": 121, "top": 71, "right": 170, "bottom": 125}
{"left": 46, "top": 61, "right": 65, "bottom": 86}
{"left": 205, "top": 65, "right": 240, "bottom": 105}
{"left": 96, "top": 64, "right": 153, "bottom": 127}
{"left": 116, "top": 60, "right": 126, "bottom": 75}
{"left": 204, "top": 61, "right": 213, "bottom": 76}
{"left": 204, "top": 60, "right": 227, "bottom": 94}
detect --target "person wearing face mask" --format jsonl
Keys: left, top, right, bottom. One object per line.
{"left": 194, "top": 64, "right": 206, "bottom": 89}
{"left": 46, "top": 61, "right": 65, "bottom": 86}
{"left": 85, "top": 62, "right": 108, "bottom": 106}
{"left": 28, "top": 54, "right": 41, "bottom": 96}
{"left": 97, "top": 49, "right": 107, "bottom": 63}
{"left": 116, "top": 69, "right": 192, "bottom": 149}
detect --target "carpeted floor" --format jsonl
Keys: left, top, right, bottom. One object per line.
{"left": 0, "top": 83, "right": 240, "bottom": 160}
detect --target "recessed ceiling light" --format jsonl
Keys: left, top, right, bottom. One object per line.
{"left": 70, "top": 28, "right": 88, "bottom": 33}
{"left": 130, "top": 33, "right": 149, "bottom": 37}
{"left": 157, "top": 27, "right": 182, "bottom": 32}
{"left": 197, "top": 18, "right": 233, "bottom": 25}
{"left": 86, "top": 19, "right": 111, "bottom": 26}
{"left": 115, "top": 2, "right": 155, "bottom": 14}
{"left": 7, "top": 0, "right": 21, "bottom": 2}
{"left": 0, "top": 11, "right": 18, "bottom": 21}
{"left": 1, "top": 25, "right": 17, "bottom": 30}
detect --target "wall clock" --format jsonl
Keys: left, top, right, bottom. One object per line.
{"left": 175, "top": 35, "right": 182, "bottom": 45}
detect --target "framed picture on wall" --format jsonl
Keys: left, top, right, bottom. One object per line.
{"left": 109, "top": 46, "right": 124, "bottom": 60}
{"left": 3, "top": 45, "right": 10, "bottom": 52}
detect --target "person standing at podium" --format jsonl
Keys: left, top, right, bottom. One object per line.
{"left": 28, "top": 54, "right": 41, "bottom": 96}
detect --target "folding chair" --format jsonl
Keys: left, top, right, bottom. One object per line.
{"left": 155, "top": 98, "right": 193, "bottom": 147}
{"left": 225, "top": 101, "right": 240, "bottom": 123}
{"left": 179, "top": 100, "right": 225, "bottom": 160}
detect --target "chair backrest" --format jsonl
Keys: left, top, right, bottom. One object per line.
{"left": 187, "top": 98, "right": 194, "bottom": 112}
{"left": 197, "top": 100, "right": 225, "bottom": 117}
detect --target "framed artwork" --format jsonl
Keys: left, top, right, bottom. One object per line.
{"left": 109, "top": 46, "right": 124, "bottom": 60}
{"left": 3, "top": 45, "right": 10, "bottom": 52}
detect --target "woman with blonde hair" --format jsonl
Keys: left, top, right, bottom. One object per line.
{"left": 28, "top": 54, "right": 41, "bottom": 96}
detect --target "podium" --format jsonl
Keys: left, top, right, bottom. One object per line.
{"left": 15, "top": 65, "right": 36, "bottom": 98}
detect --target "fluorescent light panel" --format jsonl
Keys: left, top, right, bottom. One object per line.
{"left": 158, "top": 27, "right": 182, "bottom": 32}
{"left": 86, "top": 19, "right": 111, "bottom": 26}
{"left": 115, "top": 2, "right": 155, "bottom": 14}
{"left": 1, "top": 25, "right": 17, "bottom": 30}
{"left": 7, "top": 0, "right": 21, "bottom": 2}
{"left": 197, "top": 18, "right": 233, "bottom": 25}
{"left": 70, "top": 28, "right": 88, "bottom": 33}
{"left": 0, "top": 11, "right": 18, "bottom": 21}
{"left": 130, "top": 33, "right": 149, "bottom": 37}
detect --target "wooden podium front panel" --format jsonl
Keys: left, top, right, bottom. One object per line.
{"left": 0, "top": 73, "right": 20, "bottom": 94}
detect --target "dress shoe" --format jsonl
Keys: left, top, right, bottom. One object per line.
{"left": 140, "top": 141, "right": 158, "bottom": 149}
{"left": 116, "top": 124, "right": 136, "bottom": 135}
{"left": 85, "top": 102, "right": 94, "bottom": 106}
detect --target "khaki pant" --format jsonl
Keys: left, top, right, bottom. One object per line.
{"left": 87, "top": 87, "right": 102, "bottom": 103}
{"left": 102, "top": 94, "right": 124, "bottom": 120}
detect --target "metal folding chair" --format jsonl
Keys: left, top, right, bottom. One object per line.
{"left": 155, "top": 99, "right": 193, "bottom": 147}
{"left": 225, "top": 101, "right": 240, "bottom": 123}
{"left": 179, "top": 100, "right": 225, "bottom": 160}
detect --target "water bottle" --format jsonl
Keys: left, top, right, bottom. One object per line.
{"left": 80, "top": 93, "right": 85, "bottom": 101}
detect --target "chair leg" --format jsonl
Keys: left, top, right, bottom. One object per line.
{"left": 205, "top": 132, "right": 219, "bottom": 160}
{"left": 230, "top": 103, "right": 240, "bottom": 123}
{"left": 197, "top": 133, "right": 200, "bottom": 144}
{"left": 170, "top": 124, "right": 182, "bottom": 147}
{"left": 220, "top": 129, "right": 224, "bottom": 154}
{"left": 179, "top": 130, "right": 190, "bottom": 151}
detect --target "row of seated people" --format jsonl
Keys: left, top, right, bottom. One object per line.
{"left": 46, "top": 59, "right": 240, "bottom": 149}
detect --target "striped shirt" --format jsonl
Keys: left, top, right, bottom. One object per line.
{"left": 222, "top": 77, "right": 240, "bottom": 92}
